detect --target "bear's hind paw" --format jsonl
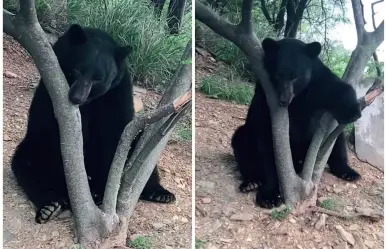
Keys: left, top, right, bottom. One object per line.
{"left": 239, "top": 181, "right": 260, "bottom": 193}
{"left": 35, "top": 202, "right": 63, "bottom": 224}
{"left": 140, "top": 189, "right": 176, "bottom": 204}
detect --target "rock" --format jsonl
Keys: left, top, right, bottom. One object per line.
{"left": 335, "top": 225, "right": 355, "bottom": 246}
{"left": 315, "top": 214, "right": 326, "bottom": 230}
{"left": 364, "top": 240, "right": 374, "bottom": 248}
{"left": 4, "top": 71, "right": 18, "bottom": 78}
{"left": 3, "top": 230, "right": 14, "bottom": 244}
{"left": 3, "top": 134, "right": 11, "bottom": 141}
{"left": 197, "top": 180, "right": 215, "bottom": 190}
{"left": 133, "top": 96, "right": 144, "bottom": 113}
{"left": 52, "top": 231, "right": 60, "bottom": 237}
{"left": 355, "top": 207, "right": 383, "bottom": 222}
{"left": 333, "top": 187, "right": 343, "bottom": 194}
{"left": 222, "top": 206, "right": 235, "bottom": 217}
{"left": 348, "top": 224, "right": 359, "bottom": 231}
{"left": 153, "top": 222, "right": 165, "bottom": 230}
{"left": 354, "top": 77, "right": 384, "bottom": 170}
{"left": 129, "top": 234, "right": 142, "bottom": 241}
{"left": 211, "top": 219, "right": 222, "bottom": 232}
{"left": 58, "top": 210, "right": 72, "bottom": 219}
{"left": 289, "top": 218, "right": 297, "bottom": 224}
{"left": 181, "top": 217, "right": 189, "bottom": 223}
{"left": 334, "top": 242, "right": 348, "bottom": 249}
{"left": 201, "top": 197, "right": 212, "bottom": 204}
{"left": 133, "top": 86, "right": 147, "bottom": 95}
{"left": 230, "top": 213, "right": 254, "bottom": 221}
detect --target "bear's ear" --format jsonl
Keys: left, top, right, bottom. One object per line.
{"left": 115, "top": 45, "right": 132, "bottom": 62}
{"left": 67, "top": 24, "right": 87, "bottom": 45}
{"left": 262, "top": 38, "right": 278, "bottom": 53}
{"left": 305, "top": 42, "right": 321, "bottom": 58}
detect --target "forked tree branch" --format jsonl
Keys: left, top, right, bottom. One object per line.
{"left": 102, "top": 91, "right": 192, "bottom": 215}
{"left": 310, "top": 83, "right": 384, "bottom": 183}
{"left": 116, "top": 40, "right": 192, "bottom": 217}
{"left": 4, "top": 0, "right": 97, "bottom": 231}
{"left": 196, "top": 0, "right": 299, "bottom": 204}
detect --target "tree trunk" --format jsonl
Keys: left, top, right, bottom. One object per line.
{"left": 167, "top": 0, "right": 187, "bottom": 35}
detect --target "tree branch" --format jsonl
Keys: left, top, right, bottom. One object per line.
{"left": 19, "top": 0, "right": 38, "bottom": 23}
{"left": 4, "top": 0, "right": 98, "bottom": 243}
{"left": 301, "top": 113, "right": 329, "bottom": 181}
{"left": 351, "top": 0, "right": 365, "bottom": 41}
{"left": 274, "top": 0, "right": 288, "bottom": 33}
{"left": 260, "top": 0, "right": 273, "bottom": 25}
{"left": 371, "top": 0, "right": 383, "bottom": 30}
{"left": 372, "top": 52, "right": 382, "bottom": 77}
{"left": 195, "top": 1, "right": 237, "bottom": 42}
{"left": 240, "top": 0, "right": 254, "bottom": 33}
{"left": 102, "top": 92, "right": 192, "bottom": 215}
{"left": 116, "top": 40, "right": 192, "bottom": 217}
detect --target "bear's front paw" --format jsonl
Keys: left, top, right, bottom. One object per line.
{"left": 332, "top": 105, "right": 361, "bottom": 125}
{"left": 35, "top": 201, "right": 63, "bottom": 224}
{"left": 256, "top": 185, "right": 282, "bottom": 209}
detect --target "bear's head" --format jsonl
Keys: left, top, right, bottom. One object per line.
{"left": 54, "top": 24, "right": 132, "bottom": 105}
{"left": 262, "top": 38, "right": 321, "bottom": 106}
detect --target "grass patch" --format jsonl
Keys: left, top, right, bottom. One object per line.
{"left": 271, "top": 205, "right": 292, "bottom": 221}
{"left": 319, "top": 198, "right": 337, "bottom": 211}
{"left": 200, "top": 75, "right": 254, "bottom": 105}
{"left": 176, "top": 122, "right": 192, "bottom": 141}
{"left": 128, "top": 236, "right": 152, "bottom": 249}
{"left": 195, "top": 239, "right": 207, "bottom": 249}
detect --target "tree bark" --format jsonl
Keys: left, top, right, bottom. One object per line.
{"left": 167, "top": 0, "right": 187, "bottom": 34}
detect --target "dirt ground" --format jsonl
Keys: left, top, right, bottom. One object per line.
{"left": 3, "top": 34, "right": 192, "bottom": 249}
{"left": 195, "top": 51, "right": 384, "bottom": 249}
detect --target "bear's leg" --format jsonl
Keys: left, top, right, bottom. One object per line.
{"left": 254, "top": 146, "right": 282, "bottom": 209}
{"left": 232, "top": 125, "right": 261, "bottom": 193}
{"left": 328, "top": 133, "right": 360, "bottom": 181}
{"left": 12, "top": 142, "right": 69, "bottom": 224}
{"left": 140, "top": 166, "right": 176, "bottom": 203}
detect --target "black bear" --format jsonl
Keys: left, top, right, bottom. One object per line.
{"left": 231, "top": 38, "right": 362, "bottom": 208}
{"left": 11, "top": 24, "right": 175, "bottom": 224}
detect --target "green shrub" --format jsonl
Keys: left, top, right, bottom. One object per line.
{"left": 68, "top": 0, "right": 191, "bottom": 90}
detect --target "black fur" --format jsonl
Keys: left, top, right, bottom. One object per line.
{"left": 11, "top": 24, "right": 175, "bottom": 224}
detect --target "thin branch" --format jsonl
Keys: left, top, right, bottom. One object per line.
{"left": 274, "top": 0, "right": 288, "bottom": 34}
{"left": 19, "top": 0, "right": 38, "bottom": 23}
{"left": 301, "top": 114, "right": 329, "bottom": 181}
{"left": 370, "top": 20, "right": 384, "bottom": 46}
{"left": 371, "top": 0, "right": 383, "bottom": 30}
{"left": 260, "top": 0, "right": 273, "bottom": 24}
{"left": 102, "top": 92, "right": 192, "bottom": 214}
{"left": 351, "top": 0, "right": 365, "bottom": 41}
{"left": 240, "top": 0, "right": 254, "bottom": 33}
{"left": 372, "top": 52, "right": 382, "bottom": 77}
{"left": 3, "top": 10, "right": 17, "bottom": 38}
{"left": 195, "top": 1, "right": 237, "bottom": 42}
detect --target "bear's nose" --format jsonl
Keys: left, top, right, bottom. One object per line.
{"left": 279, "top": 100, "right": 289, "bottom": 107}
